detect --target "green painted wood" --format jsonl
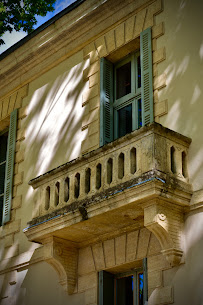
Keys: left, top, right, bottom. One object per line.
{"left": 99, "top": 270, "right": 115, "bottom": 305}
{"left": 100, "top": 57, "right": 114, "bottom": 146}
{"left": 143, "top": 257, "right": 148, "bottom": 304}
{"left": 0, "top": 133, "right": 8, "bottom": 226}
{"left": 140, "top": 27, "right": 154, "bottom": 126}
{"left": 2, "top": 109, "right": 17, "bottom": 224}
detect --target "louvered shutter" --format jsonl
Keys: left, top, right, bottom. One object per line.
{"left": 100, "top": 57, "right": 113, "bottom": 146}
{"left": 143, "top": 257, "right": 148, "bottom": 305}
{"left": 99, "top": 270, "right": 114, "bottom": 305}
{"left": 2, "top": 109, "right": 17, "bottom": 224}
{"left": 140, "top": 27, "right": 153, "bottom": 126}
{"left": 0, "top": 134, "right": 7, "bottom": 225}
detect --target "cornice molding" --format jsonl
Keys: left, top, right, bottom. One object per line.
{"left": 0, "top": 0, "right": 156, "bottom": 99}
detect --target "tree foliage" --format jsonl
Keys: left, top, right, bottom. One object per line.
{"left": 0, "top": 0, "right": 56, "bottom": 45}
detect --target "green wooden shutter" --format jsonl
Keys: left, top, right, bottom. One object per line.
{"left": 2, "top": 109, "right": 17, "bottom": 224}
{"left": 143, "top": 257, "right": 148, "bottom": 304}
{"left": 99, "top": 270, "right": 114, "bottom": 305}
{"left": 100, "top": 57, "right": 114, "bottom": 146}
{"left": 140, "top": 27, "right": 153, "bottom": 126}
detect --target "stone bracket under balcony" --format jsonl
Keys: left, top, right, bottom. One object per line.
{"left": 143, "top": 198, "right": 185, "bottom": 266}
{"left": 43, "top": 236, "right": 78, "bottom": 294}
{"left": 24, "top": 123, "right": 193, "bottom": 293}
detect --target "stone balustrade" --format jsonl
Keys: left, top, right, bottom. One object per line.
{"left": 29, "top": 122, "right": 191, "bottom": 220}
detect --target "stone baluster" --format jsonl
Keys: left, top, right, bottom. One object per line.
{"left": 49, "top": 183, "right": 55, "bottom": 210}
{"left": 69, "top": 174, "right": 75, "bottom": 203}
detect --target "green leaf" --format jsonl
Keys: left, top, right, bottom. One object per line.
{"left": 0, "top": 0, "right": 56, "bottom": 44}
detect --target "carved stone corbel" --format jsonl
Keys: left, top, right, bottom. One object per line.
{"left": 144, "top": 199, "right": 184, "bottom": 266}
{"left": 43, "top": 236, "right": 78, "bottom": 294}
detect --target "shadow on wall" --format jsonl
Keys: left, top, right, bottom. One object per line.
{"left": 26, "top": 52, "right": 88, "bottom": 181}
{"left": 0, "top": 52, "right": 90, "bottom": 300}
{"left": 158, "top": 0, "right": 203, "bottom": 190}
{"left": 158, "top": 208, "right": 203, "bottom": 305}
{"left": 12, "top": 261, "right": 84, "bottom": 305}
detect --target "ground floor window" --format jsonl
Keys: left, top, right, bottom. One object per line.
{"left": 99, "top": 258, "right": 147, "bottom": 305}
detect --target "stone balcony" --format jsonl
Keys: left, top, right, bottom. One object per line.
{"left": 24, "top": 123, "right": 192, "bottom": 287}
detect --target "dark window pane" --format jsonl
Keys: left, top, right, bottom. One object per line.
{"left": 99, "top": 271, "right": 115, "bottom": 305}
{"left": 118, "top": 104, "right": 132, "bottom": 137}
{"left": 137, "top": 56, "right": 141, "bottom": 88}
{"left": 138, "top": 99, "right": 142, "bottom": 128}
{"left": 0, "top": 163, "right": 6, "bottom": 195}
{"left": 138, "top": 273, "right": 144, "bottom": 305}
{"left": 0, "top": 133, "right": 8, "bottom": 163}
{"left": 117, "top": 276, "right": 133, "bottom": 305}
{"left": 116, "top": 62, "right": 131, "bottom": 99}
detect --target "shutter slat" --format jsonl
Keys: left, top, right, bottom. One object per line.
{"left": 100, "top": 58, "right": 113, "bottom": 146}
{"left": 2, "top": 109, "right": 17, "bottom": 225}
{"left": 140, "top": 27, "right": 153, "bottom": 126}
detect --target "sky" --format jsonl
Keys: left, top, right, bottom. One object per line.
{"left": 0, "top": 0, "right": 77, "bottom": 54}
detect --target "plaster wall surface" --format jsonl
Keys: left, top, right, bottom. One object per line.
{"left": 0, "top": 261, "right": 85, "bottom": 305}
{"left": 156, "top": 0, "right": 203, "bottom": 192}
{"left": 0, "top": 0, "right": 203, "bottom": 304}
{"left": 23, "top": 50, "right": 89, "bottom": 176}
{"left": 11, "top": 50, "right": 89, "bottom": 254}
{"left": 161, "top": 208, "right": 203, "bottom": 305}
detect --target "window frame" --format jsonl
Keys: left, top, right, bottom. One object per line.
{"left": 114, "top": 268, "right": 144, "bottom": 305}
{"left": 99, "top": 27, "right": 154, "bottom": 146}
{"left": 113, "top": 51, "right": 142, "bottom": 140}
{"left": 99, "top": 258, "right": 148, "bottom": 305}
{"left": 100, "top": 27, "right": 153, "bottom": 147}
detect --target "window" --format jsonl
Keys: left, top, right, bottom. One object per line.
{"left": 0, "top": 109, "right": 17, "bottom": 226}
{"left": 100, "top": 27, "right": 153, "bottom": 146}
{"left": 114, "top": 52, "right": 142, "bottom": 139}
{"left": 99, "top": 258, "right": 148, "bottom": 305}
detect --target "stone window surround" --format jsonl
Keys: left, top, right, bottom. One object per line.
{"left": 81, "top": 0, "right": 167, "bottom": 154}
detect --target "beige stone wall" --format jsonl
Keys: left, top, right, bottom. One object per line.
{"left": 0, "top": 47, "right": 89, "bottom": 305}
{"left": 0, "top": 0, "right": 202, "bottom": 304}
{"left": 155, "top": 0, "right": 203, "bottom": 193}
{"left": 0, "top": 260, "right": 85, "bottom": 305}
{"left": 0, "top": 84, "right": 28, "bottom": 261}
{"left": 153, "top": 1, "right": 203, "bottom": 304}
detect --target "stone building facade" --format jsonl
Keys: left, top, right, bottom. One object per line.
{"left": 0, "top": 0, "right": 202, "bottom": 304}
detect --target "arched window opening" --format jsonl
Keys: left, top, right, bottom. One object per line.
{"left": 75, "top": 173, "right": 80, "bottom": 198}
{"left": 130, "top": 147, "right": 137, "bottom": 174}
{"left": 107, "top": 158, "right": 113, "bottom": 184}
{"left": 45, "top": 186, "right": 50, "bottom": 210}
{"left": 96, "top": 163, "right": 102, "bottom": 189}
{"left": 85, "top": 168, "right": 91, "bottom": 194}
{"left": 118, "top": 153, "right": 125, "bottom": 179}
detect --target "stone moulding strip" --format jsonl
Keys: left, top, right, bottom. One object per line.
{"left": 0, "top": 250, "right": 44, "bottom": 275}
